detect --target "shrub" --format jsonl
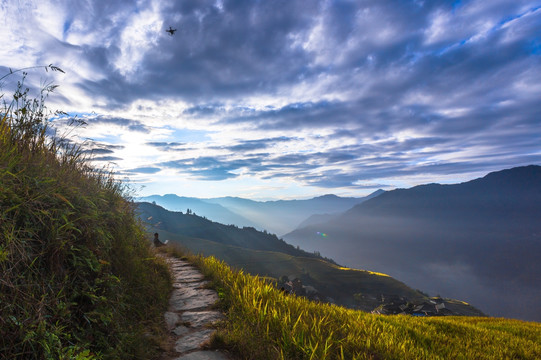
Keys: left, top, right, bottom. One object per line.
{"left": 0, "top": 69, "right": 171, "bottom": 359}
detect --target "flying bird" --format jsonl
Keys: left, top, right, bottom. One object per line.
{"left": 166, "top": 26, "right": 177, "bottom": 36}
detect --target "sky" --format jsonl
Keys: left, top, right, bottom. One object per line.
{"left": 1, "top": 0, "right": 540, "bottom": 200}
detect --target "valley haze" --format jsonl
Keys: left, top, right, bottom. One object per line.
{"left": 143, "top": 165, "right": 541, "bottom": 322}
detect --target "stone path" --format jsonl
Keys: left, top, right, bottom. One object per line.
{"left": 159, "top": 255, "right": 232, "bottom": 360}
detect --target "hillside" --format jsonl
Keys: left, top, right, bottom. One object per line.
{"left": 184, "top": 251, "right": 541, "bottom": 359}
{"left": 284, "top": 165, "right": 541, "bottom": 321}
{"left": 0, "top": 77, "right": 171, "bottom": 359}
{"left": 138, "top": 194, "right": 259, "bottom": 228}
{"left": 137, "top": 202, "right": 482, "bottom": 315}
{"left": 137, "top": 201, "right": 327, "bottom": 258}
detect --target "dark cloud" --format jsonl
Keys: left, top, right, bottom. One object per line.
{"left": 299, "top": 171, "right": 368, "bottom": 189}
{"left": 81, "top": 0, "right": 320, "bottom": 103}
{"left": 271, "top": 153, "right": 317, "bottom": 166}
{"left": 146, "top": 142, "right": 187, "bottom": 152}
{"left": 90, "top": 156, "right": 123, "bottom": 162}
{"left": 220, "top": 101, "right": 345, "bottom": 130}
{"left": 183, "top": 103, "right": 225, "bottom": 116}
{"left": 161, "top": 153, "right": 320, "bottom": 181}
{"left": 70, "top": 1, "right": 540, "bottom": 165}
{"left": 7, "top": 0, "right": 540, "bottom": 193}
{"left": 224, "top": 137, "right": 294, "bottom": 152}
{"left": 88, "top": 116, "right": 151, "bottom": 133}
{"left": 125, "top": 167, "right": 161, "bottom": 174}
{"left": 80, "top": 142, "right": 125, "bottom": 156}
{"left": 81, "top": 148, "right": 114, "bottom": 155}
{"left": 161, "top": 156, "right": 245, "bottom": 180}
{"left": 322, "top": 152, "right": 357, "bottom": 163}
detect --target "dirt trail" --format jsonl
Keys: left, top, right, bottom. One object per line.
{"left": 159, "top": 255, "right": 232, "bottom": 360}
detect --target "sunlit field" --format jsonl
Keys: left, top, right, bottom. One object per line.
{"left": 162, "top": 246, "right": 541, "bottom": 359}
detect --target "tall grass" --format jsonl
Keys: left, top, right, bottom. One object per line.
{"left": 0, "top": 70, "right": 172, "bottom": 359}
{"left": 176, "top": 250, "right": 541, "bottom": 359}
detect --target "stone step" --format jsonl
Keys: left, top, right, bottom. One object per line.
{"left": 160, "top": 255, "right": 232, "bottom": 359}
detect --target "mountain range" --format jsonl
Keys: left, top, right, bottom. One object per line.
{"left": 138, "top": 190, "right": 384, "bottom": 236}
{"left": 283, "top": 165, "right": 541, "bottom": 321}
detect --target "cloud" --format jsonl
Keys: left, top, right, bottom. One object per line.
{"left": 86, "top": 116, "right": 152, "bottom": 133}
{"left": 220, "top": 101, "right": 353, "bottom": 130}
{"left": 223, "top": 137, "right": 294, "bottom": 152}
{"left": 125, "top": 166, "right": 161, "bottom": 174}
{"left": 183, "top": 103, "right": 225, "bottom": 116}
{"left": 161, "top": 156, "right": 242, "bottom": 180}
{"left": 90, "top": 156, "right": 123, "bottom": 162}
{"left": 145, "top": 141, "right": 187, "bottom": 152}
{"left": 82, "top": 148, "right": 114, "bottom": 155}
{"left": 1, "top": 0, "right": 540, "bottom": 197}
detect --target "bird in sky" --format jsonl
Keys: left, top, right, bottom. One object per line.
{"left": 166, "top": 26, "right": 177, "bottom": 36}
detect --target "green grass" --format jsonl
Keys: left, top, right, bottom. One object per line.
{"left": 166, "top": 247, "right": 541, "bottom": 359}
{"left": 0, "top": 71, "right": 172, "bottom": 359}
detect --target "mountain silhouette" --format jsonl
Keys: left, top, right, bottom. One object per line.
{"left": 284, "top": 165, "right": 541, "bottom": 321}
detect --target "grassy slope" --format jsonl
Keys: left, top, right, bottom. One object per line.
{"left": 156, "top": 228, "right": 483, "bottom": 314}
{"left": 0, "top": 77, "right": 171, "bottom": 359}
{"left": 176, "top": 250, "right": 541, "bottom": 360}
{"left": 138, "top": 201, "right": 331, "bottom": 260}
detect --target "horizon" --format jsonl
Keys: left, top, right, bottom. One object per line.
{"left": 2, "top": 1, "right": 540, "bottom": 200}
{"left": 138, "top": 164, "right": 537, "bottom": 201}
{"left": 139, "top": 189, "right": 380, "bottom": 202}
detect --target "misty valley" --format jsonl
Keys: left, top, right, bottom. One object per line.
{"left": 138, "top": 165, "right": 541, "bottom": 322}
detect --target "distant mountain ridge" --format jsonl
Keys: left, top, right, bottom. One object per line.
{"left": 345, "top": 166, "right": 540, "bottom": 224}
{"left": 139, "top": 190, "right": 384, "bottom": 236}
{"left": 283, "top": 165, "right": 541, "bottom": 321}
{"left": 137, "top": 194, "right": 259, "bottom": 228}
